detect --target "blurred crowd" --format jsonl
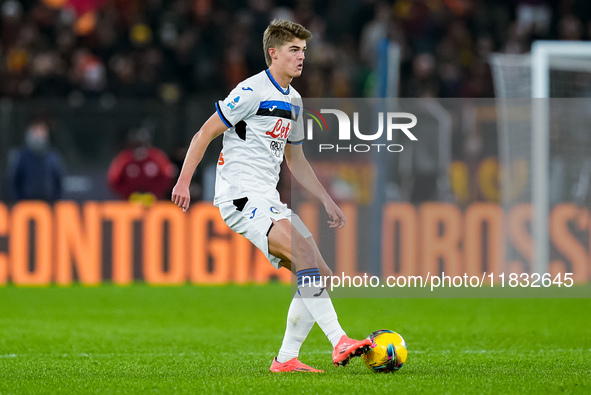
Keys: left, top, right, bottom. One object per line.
{"left": 2, "top": 0, "right": 591, "bottom": 204}
{"left": 1, "top": 0, "right": 590, "bottom": 101}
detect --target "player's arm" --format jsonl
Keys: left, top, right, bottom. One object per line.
{"left": 285, "top": 143, "right": 346, "bottom": 229}
{"left": 172, "top": 113, "right": 228, "bottom": 212}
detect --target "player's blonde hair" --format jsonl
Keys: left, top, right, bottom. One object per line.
{"left": 263, "top": 19, "right": 312, "bottom": 66}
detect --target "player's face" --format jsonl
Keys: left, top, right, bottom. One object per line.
{"left": 273, "top": 38, "right": 307, "bottom": 78}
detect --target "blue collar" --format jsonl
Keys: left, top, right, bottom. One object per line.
{"left": 265, "top": 69, "right": 290, "bottom": 95}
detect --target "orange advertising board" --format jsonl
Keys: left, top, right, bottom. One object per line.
{"left": 0, "top": 201, "right": 588, "bottom": 285}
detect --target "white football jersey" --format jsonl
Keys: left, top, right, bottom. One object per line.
{"left": 213, "top": 69, "right": 304, "bottom": 206}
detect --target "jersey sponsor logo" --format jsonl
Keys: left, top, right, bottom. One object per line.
{"left": 241, "top": 87, "right": 253, "bottom": 91}
{"left": 269, "top": 206, "right": 280, "bottom": 214}
{"left": 226, "top": 96, "right": 241, "bottom": 110}
{"left": 266, "top": 119, "right": 291, "bottom": 139}
{"left": 218, "top": 153, "right": 225, "bottom": 165}
{"left": 270, "top": 140, "right": 284, "bottom": 157}
{"left": 270, "top": 105, "right": 277, "bottom": 111}
{"left": 249, "top": 208, "right": 257, "bottom": 219}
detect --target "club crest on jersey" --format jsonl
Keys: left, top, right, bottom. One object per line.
{"left": 266, "top": 119, "right": 291, "bottom": 139}
{"left": 227, "top": 96, "right": 240, "bottom": 110}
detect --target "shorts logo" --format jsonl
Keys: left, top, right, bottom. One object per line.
{"left": 249, "top": 208, "right": 257, "bottom": 219}
{"left": 270, "top": 206, "right": 280, "bottom": 214}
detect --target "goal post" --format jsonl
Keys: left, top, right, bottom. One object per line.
{"left": 491, "top": 41, "right": 591, "bottom": 275}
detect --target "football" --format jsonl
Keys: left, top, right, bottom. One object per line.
{"left": 362, "top": 329, "right": 408, "bottom": 373}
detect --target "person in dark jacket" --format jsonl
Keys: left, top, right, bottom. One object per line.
{"left": 8, "top": 121, "right": 64, "bottom": 202}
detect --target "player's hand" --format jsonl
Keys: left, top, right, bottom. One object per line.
{"left": 324, "top": 200, "right": 347, "bottom": 229}
{"left": 171, "top": 183, "right": 190, "bottom": 212}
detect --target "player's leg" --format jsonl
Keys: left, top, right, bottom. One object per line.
{"left": 269, "top": 219, "right": 371, "bottom": 367}
{"left": 267, "top": 218, "right": 315, "bottom": 267}
{"left": 217, "top": 200, "right": 320, "bottom": 372}
{"left": 269, "top": 218, "right": 345, "bottom": 352}
{"left": 306, "top": 237, "right": 332, "bottom": 278}
{"left": 269, "top": 220, "right": 319, "bottom": 369}
{"left": 273, "top": 238, "right": 331, "bottom": 365}
{"left": 270, "top": 267, "right": 321, "bottom": 372}
{"left": 304, "top": 236, "right": 372, "bottom": 366}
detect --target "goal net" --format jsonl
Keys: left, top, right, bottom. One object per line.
{"left": 490, "top": 41, "right": 591, "bottom": 277}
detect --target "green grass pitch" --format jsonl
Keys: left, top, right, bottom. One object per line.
{"left": 1, "top": 284, "right": 590, "bottom": 394}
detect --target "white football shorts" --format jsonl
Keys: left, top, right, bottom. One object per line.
{"left": 218, "top": 194, "right": 312, "bottom": 268}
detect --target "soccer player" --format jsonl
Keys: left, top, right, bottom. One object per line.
{"left": 171, "top": 19, "right": 370, "bottom": 373}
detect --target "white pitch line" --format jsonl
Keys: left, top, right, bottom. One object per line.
{"left": 1, "top": 349, "right": 589, "bottom": 359}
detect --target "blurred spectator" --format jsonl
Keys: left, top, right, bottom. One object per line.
{"left": 0, "top": 0, "right": 589, "bottom": 100}
{"left": 359, "top": 2, "right": 390, "bottom": 69}
{"left": 7, "top": 120, "right": 65, "bottom": 202}
{"left": 71, "top": 48, "right": 107, "bottom": 95}
{"left": 107, "top": 127, "right": 174, "bottom": 203}
{"left": 405, "top": 52, "right": 439, "bottom": 97}
{"left": 558, "top": 14, "right": 584, "bottom": 41}
{"left": 515, "top": 0, "right": 551, "bottom": 37}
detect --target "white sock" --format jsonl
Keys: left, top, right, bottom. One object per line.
{"left": 276, "top": 294, "right": 315, "bottom": 363}
{"left": 296, "top": 268, "right": 346, "bottom": 348}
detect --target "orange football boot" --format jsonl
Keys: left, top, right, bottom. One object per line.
{"left": 332, "top": 335, "right": 372, "bottom": 367}
{"left": 270, "top": 357, "right": 324, "bottom": 373}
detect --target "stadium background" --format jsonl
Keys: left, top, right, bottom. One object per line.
{"left": 0, "top": 2, "right": 590, "bottom": 394}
